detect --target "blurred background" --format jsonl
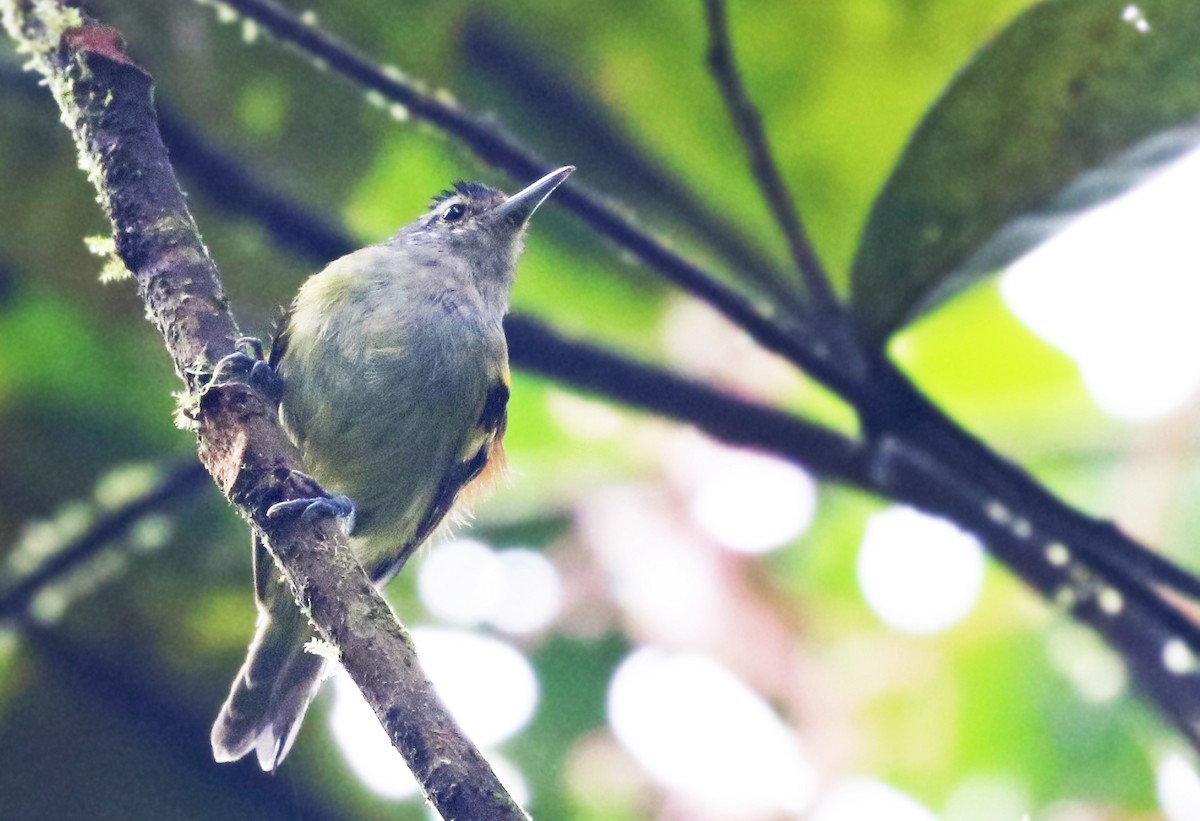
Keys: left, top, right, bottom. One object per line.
{"left": 3, "top": 0, "right": 1200, "bottom": 818}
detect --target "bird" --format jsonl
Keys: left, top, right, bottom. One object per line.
{"left": 210, "top": 165, "right": 575, "bottom": 771}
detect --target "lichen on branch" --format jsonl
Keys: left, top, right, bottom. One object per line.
{"left": 2, "top": 2, "right": 526, "bottom": 816}
{"left": 4, "top": 0, "right": 233, "bottom": 386}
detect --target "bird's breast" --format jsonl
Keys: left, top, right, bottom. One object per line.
{"left": 276, "top": 247, "right": 508, "bottom": 561}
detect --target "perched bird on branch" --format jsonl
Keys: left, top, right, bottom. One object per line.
{"left": 211, "top": 166, "right": 574, "bottom": 771}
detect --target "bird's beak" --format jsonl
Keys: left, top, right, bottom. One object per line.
{"left": 493, "top": 166, "right": 574, "bottom": 227}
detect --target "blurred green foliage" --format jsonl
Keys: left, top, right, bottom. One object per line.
{"left": 1, "top": 0, "right": 1196, "bottom": 819}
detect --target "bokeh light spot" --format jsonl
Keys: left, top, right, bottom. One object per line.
{"left": 419, "top": 540, "right": 563, "bottom": 635}
{"left": 1157, "top": 751, "right": 1200, "bottom": 821}
{"left": 943, "top": 775, "right": 1030, "bottom": 821}
{"left": 417, "top": 538, "right": 503, "bottom": 626}
{"left": 688, "top": 447, "right": 818, "bottom": 555}
{"left": 487, "top": 549, "right": 563, "bottom": 634}
{"left": 1045, "top": 623, "right": 1128, "bottom": 703}
{"left": 857, "top": 506, "right": 986, "bottom": 634}
{"left": 330, "top": 627, "right": 537, "bottom": 800}
{"left": 546, "top": 389, "right": 626, "bottom": 440}
{"left": 329, "top": 670, "right": 420, "bottom": 800}
{"left": 607, "top": 647, "right": 817, "bottom": 815}
{"left": 811, "top": 777, "right": 938, "bottom": 821}
{"left": 408, "top": 627, "right": 539, "bottom": 747}
{"left": 1002, "top": 148, "right": 1200, "bottom": 422}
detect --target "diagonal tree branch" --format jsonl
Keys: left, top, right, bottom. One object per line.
{"left": 701, "top": 0, "right": 842, "bottom": 318}
{"left": 0, "top": 461, "right": 207, "bottom": 625}
{"left": 25, "top": 623, "right": 347, "bottom": 821}
{"left": 1, "top": 3, "right": 522, "bottom": 817}
{"left": 208, "top": 0, "right": 868, "bottom": 395}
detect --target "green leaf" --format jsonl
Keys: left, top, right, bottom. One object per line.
{"left": 850, "top": 0, "right": 1200, "bottom": 343}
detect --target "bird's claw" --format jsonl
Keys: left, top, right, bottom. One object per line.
{"left": 211, "top": 336, "right": 283, "bottom": 402}
{"left": 234, "top": 336, "right": 265, "bottom": 361}
{"left": 267, "top": 494, "right": 357, "bottom": 536}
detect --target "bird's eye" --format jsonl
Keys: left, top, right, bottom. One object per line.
{"left": 442, "top": 203, "right": 466, "bottom": 222}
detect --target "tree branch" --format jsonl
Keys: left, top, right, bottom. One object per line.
{"left": 1, "top": 3, "right": 523, "bottom": 817}
{"left": 866, "top": 429, "right": 1200, "bottom": 750}
{"left": 209, "top": 0, "right": 868, "bottom": 394}
{"left": 26, "top": 624, "right": 347, "bottom": 821}
{"left": 458, "top": 11, "right": 808, "bottom": 316}
{"left": 701, "top": 0, "right": 841, "bottom": 318}
{"left": 0, "top": 461, "right": 207, "bottom": 625}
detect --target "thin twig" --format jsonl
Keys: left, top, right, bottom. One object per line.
{"left": 0, "top": 461, "right": 207, "bottom": 625}
{"left": 459, "top": 12, "right": 808, "bottom": 316}
{"left": 701, "top": 0, "right": 842, "bottom": 319}
{"left": 26, "top": 624, "right": 347, "bottom": 821}
{"left": 2, "top": 5, "right": 523, "bottom": 817}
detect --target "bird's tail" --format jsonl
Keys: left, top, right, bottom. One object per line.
{"left": 212, "top": 539, "right": 326, "bottom": 771}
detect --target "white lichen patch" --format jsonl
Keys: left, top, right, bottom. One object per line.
{"left": 304, "top": 637, "right": 341, "bottom": 671}
{"left": 1045, "top": 542, "right": 1071, "bottom": 567}
{"left": 2, "top": 0, "right": 83, "bottom": 87}
{"left": 84, "top": 233, "right": 115, "bottom": 256}
{"left": 1011, "top": 517, "right": 1033, "bottom": 540}
{"left": 1097, "top": 587, "right": 1124, "bottom": 615}
{"left": 3, "top": 2, "right": 117, "bottom": 211}
{"left": 984, "top": 500, "right": 1012, "bottom": 525}
{"left": 173, "top": 388, "right": 201, "bottom": 430}
{"left": 84, "top": 233, "right": 131, "bottom": 282}
{"left": 2, "top": 0, "right": 82, "bottom": 78}
{"left": 98, "top": 257, "right": 131, "bottom": 283}
{"left": 1053, "top": 586, "right": 1078, "bottom": 610}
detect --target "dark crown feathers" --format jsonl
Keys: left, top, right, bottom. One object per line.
{"left": 430, "top": 180, "right": 502, "bottom": 207}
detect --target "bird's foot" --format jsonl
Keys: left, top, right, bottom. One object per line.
{"left": 211, "top": 337, "right": 283, "bottom": 403}
{"left": 267, "top": 493, "right": 357, "bottom": 536}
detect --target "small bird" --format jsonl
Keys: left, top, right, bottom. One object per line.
{"left": 211, "top": 166, "right": 574, "bottom": 770}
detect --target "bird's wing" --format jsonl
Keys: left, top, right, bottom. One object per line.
{"left": 368, "top": 374, "right": 510, "bottom": 585}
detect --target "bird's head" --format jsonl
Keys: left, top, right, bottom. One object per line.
{"left": 401, "top": 166, "right": 574, "bottom": 287}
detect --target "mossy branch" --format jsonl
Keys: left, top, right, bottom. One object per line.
{"left": 0, "top": 2, "right": 524, "bottom": 817}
